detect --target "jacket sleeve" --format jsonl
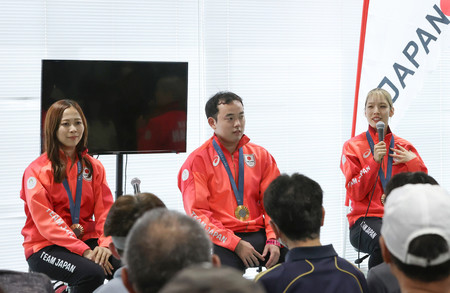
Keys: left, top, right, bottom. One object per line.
{"left": 23, "top": 168, "right": 90, "bottom": 256}
{"left": 340, "top": 140, "right": 380, "bottom": 202}
{"left": 91, "top": 160, "right": 114, "bottom": 248}
{"left": 178, "top": 158, "right": 241, "bottom": 251}
{"left": 259, "top": 152, "right": 280, "bottom": 240}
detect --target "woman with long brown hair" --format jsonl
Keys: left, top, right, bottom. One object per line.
{"left": 20, "top": 99, "right": 120, "bottom": 292}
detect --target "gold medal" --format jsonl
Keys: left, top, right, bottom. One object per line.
{"left": 70, "top": 223, "right": 84, "bottom": 239}
{"left": 234, "top": 205, "right": 250, "bottom": 221}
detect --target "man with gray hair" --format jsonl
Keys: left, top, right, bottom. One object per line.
{"left": 380, "top": 184, "right": 450, "bottom": 293}
{"left": 121, "top": 208, "right": 220, "bottom": 293}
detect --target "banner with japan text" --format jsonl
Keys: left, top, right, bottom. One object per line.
{"left": 352, "top": 0, "right": 450, "bottom": 136}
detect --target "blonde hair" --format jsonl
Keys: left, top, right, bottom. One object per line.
{"left": 365, "top": 88, "right": 393, "bottom": 110}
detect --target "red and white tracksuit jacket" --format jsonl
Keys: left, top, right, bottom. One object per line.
{"left": 340, "top": 126, "right": 427, "bottom": 227}
{"left": 21, "top": 152, "right": 114, "bottom": 259}
{"left": 178, "top": 134, "right": 280, "bottom": 251}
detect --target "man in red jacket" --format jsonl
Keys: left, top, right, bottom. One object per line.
{"left": 178, "top": 91, "right": 285, "bottom": 272}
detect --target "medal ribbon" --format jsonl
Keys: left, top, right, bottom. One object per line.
{"left": 366, "top": 131, "right": 395, "bottom": 191}
{"left": 212, "top": 139, "right": 244, "bottom": 206}
{"left": 62, "top": 161, "right": 83, "bottom": 224}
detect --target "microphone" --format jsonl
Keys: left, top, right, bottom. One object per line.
{"left": 376, "top": 121, "right": 385, "bottom": 142}
{"left": 354, "top": 254, "right": 370, "bottom": 265}
{"left": 131, "top": 177, "right": 141, "bottom": 195}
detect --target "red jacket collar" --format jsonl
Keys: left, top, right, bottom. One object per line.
{"left": 212, "top": 134, "right": 250, "bottom": 154}
{"left": 58, "top": 148, "right": 88, "bottom": 164}
{"left": 367, "top": 125, "right": 392, "bottom": 141}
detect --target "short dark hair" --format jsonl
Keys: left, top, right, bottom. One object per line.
{"left": 124, "top": 209, "right": 212, "bottom": 293}
{"left": 159, "top": 265, "right": 266, "bottom": 293}
{"left": 205, "top": 91, "right": 243, "bottom": 120}
{"left": 264, "top": 173, "right": 323, "bottom": 241}
{"left": 103, "top": 192, "right": 166, "bottom": 255}
{"left": 391, "top": 234, "right": 450, "bottom": 282}
{"left": 385, "top": 172, "right": 438, "bottom": 197}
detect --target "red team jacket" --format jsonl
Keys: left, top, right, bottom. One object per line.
{"left": 178, "top": 134, "right": 280, "bottom": 251}
{"left": 21, "top": 152, "right": 114, "bottom": 259}
{"left": 340, "top": 126, "right": 427, "bottom": 227}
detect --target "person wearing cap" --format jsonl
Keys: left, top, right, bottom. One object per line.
{"left": 178, "top": 91, "right": 286, "bottom": 272}
{"left": 255, "top": 173, "right": 368, "bottom": 293}
{"left": 340, "top": 88, "right": 427, "bottom": 269}
{"left": 367, "top": 171, "right": 439, "bottom": 293}
{"left": 380, "top": 184, "right": 450, "bottom": 293}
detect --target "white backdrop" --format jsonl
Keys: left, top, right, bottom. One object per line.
{"left": 355, "top": 0, "right": 450, "bottom": 134}
{"left": 1, "top": 0, "right": 449, "bottom": 275}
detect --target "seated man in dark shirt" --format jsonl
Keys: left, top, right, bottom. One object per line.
{"left": 255, "top": 173, "right": 368, "bottom": 293}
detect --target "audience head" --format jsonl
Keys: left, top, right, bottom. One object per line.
{"left": 104, "top": 192, "right": 166, "bottom": 257}
{"left": 159, "top": 264, "right": 266, "bottom": 293}
{"left": 264, "top": 173, "right": 323, "bottom": 245}
{"left": 122, "top": 209, "right": 217, "bottom": 293}
{"left": 205, "top": 91, "right": 243, "bottom": 120}
{"left": 384, "top": 171, "right": 438, "bottom": 196}
{"left": 381, "top": 184, "right": 450, "bottom": 284}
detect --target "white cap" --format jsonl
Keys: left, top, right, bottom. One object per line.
{"left": 381, "top": 184, "right": 450, "bottom": 267}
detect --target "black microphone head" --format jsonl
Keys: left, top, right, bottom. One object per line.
{"left": 376, "top": 121, "right": 385, "bottom": 130}
{"left": 131, "top": 177, "right": 141, "bottom": 195}
{"left": 354, "top": 254, "right": 370, "bottom": 264}
{"left": 131, "top": 177, "right": 141, "bottom": 186}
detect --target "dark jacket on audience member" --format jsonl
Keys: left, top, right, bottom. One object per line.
{"left": 255, "top": 244, "right": 368, "bottom": 293}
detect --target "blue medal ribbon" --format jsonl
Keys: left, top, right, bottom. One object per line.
{"left": 212, "top": 139, "right": 244, "bottom": 206}
{"left": 62, "top": 161, "right": 83, "bottom": 224}
{"left": 366, "top": 130, "right": 395, "bottom": 191}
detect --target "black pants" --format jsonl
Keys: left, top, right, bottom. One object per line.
{"left": 213, "top": 230, "right": 288, "bottom": 272}
{"left": 350, "top": 217, "right": 383, "bottom": 269}
{"left": 27, "top": 239, "right": 121, "bottom": 293}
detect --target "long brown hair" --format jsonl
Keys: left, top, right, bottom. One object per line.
{"left": 44, "top": 99, "right": 92, "bottom": 183}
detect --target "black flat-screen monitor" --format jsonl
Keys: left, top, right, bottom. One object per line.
{"left": 41, "top": 59, "right": 188, "bottom": 155}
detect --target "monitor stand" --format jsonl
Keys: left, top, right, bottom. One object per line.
{"left": 115, "top": 153, "right": 123, "bottom": 199}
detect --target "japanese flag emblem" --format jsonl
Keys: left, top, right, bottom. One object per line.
{"left": 83, "top": 167, "right": 92, "bottom": 181}
{"left": 244, "top": 154, "right": 255, "bottom": 167}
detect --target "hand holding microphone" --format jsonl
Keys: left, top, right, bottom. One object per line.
{"left": 374, "top": 121, "right": 386, "bottom": 163}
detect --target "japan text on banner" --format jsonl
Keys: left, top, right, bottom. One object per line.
{"left": 353, "top": 0, "right": 450, "bottom": 136}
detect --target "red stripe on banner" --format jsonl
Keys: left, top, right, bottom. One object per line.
{"left": 346, "top": 0, "right": 370, "bottom": 207}
{"left": 351, "top": 0, "right": 370, "bottom": 138}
